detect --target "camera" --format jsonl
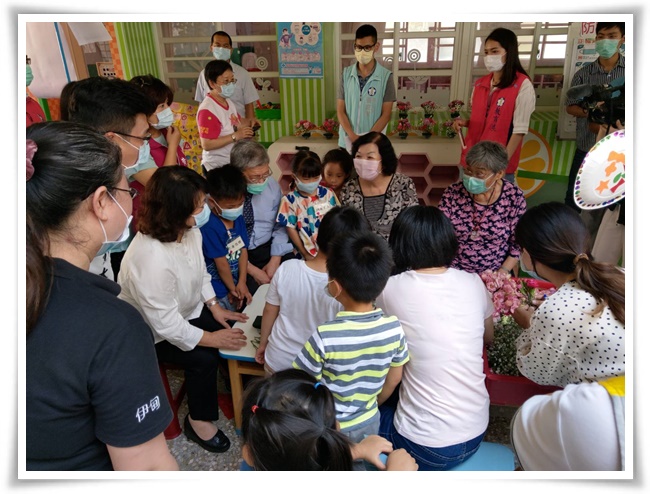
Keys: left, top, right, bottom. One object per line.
{"left": 567, "top": 78, "right": 625, "bottom": 127}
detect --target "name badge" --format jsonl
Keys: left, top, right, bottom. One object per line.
{"left": 226, "top": 235, "right": 245, "bottom": 256}
{"left": 313, "top": 200, "right": 333, "bottom": 218}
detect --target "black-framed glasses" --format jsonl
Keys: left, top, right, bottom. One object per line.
{"left": 113, "top": 186, "right": 139, "bottom": 199}
{"left": 111, "top": 131, "right": 152, "bottom": 142}
{"left": 354, "top": 43, "right": 376, "bottom": 52}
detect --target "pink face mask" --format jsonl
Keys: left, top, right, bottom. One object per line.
{"left": 353, "top": 158, "right": 381, "bottom": 181}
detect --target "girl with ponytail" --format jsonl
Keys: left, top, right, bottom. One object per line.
{"left": 513, "top": 202, "right": 625, "bottom": 388}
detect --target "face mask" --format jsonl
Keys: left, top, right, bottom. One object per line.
{"left": 212, "top": 47, "right": 231, "bottom": 61}
{"left": 219, "top": 82, "right": 236, "bottom": 99}
{"left": 217, "top": 203, "right": 244, "bottom": 221}
{"left": 247, "top": 177, "right": 269, "bottom": 195}
{"left": 519, "top": 256, "right": 545, "bottom": 282}
{"left": 116, "top": 134, "right": 150, "bottom": 170}
{"left": 324, "top": 280, "right": 341, "bottom": 299}
{"left": 152, "top": 107, "right": 174, "bottom": 129}
{"left": 295, "top": 177, "right": 320, "bottom": 195}
{"left": 354, "top": 158, "right": 381, "bottom": 182}
{"left": 96, "top": 191, "right": 132, "bottom": 257}
{"left": 595, "top": 39, "right": 620, "bottom": 59}
{"left": 26, "top": 65, "right": 33, "bottom": 87}
{"left": 462, "top": 172, "right": 495, "bottom": 195}
{"left": 192, "top": 203, "right": 211, "bottom": 229}
{"left": 484, "top": 54, "right": 505, "bottom": 73}
{"left": 355, "top": 50, "right": 374, "bottom": 65}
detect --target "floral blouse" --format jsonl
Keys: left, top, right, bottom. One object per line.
{"left": 340, "top": 173, "right": 419, "bottom": 241}
{"left": 438, "top": 180, "right": 526, "bottom": 274}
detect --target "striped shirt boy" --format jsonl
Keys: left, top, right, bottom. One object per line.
{"left": 293, "top": 308, "right": 409, "bottom": 431}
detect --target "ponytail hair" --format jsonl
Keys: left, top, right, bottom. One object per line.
{"left": 241, "top": 369, "right": 353, "bottom": 470}
{"left": 26, "top": 121, "right": 123, "bottom": 335}
{"left": 515, "top": 202, "right": 625, "bottom": 324}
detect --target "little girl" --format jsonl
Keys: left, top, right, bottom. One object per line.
{"left": 241, "top": 369, "right": 418, "bottom": 471}
{"left": 276, "top": 150, "right": 339, "bottom": 259}
{"left": 321, "top": 148, "right": 354, "bottom": 199}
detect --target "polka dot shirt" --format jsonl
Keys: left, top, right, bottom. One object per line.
{"left": 516, "top": 281, "right": 625, "bottom": 387}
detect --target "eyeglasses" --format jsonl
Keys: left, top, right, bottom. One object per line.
{"left": 247, "top": 170, "right": 273, "bottom": 184}
{"left": 354, "top": 43, "right": 376, "bottom": 52}
{"left": 111, "top": 131, "right": 152, "bottom": 142}
{"left": 113, "top": 186, "right": 139, "bottom": 199}
{"left": 218, "top": 78, "right": 237, "bottom": 85}
{"left": 464, "top": 168, "right": 493, "bottom": 180}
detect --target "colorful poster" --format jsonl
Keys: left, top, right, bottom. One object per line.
{"left": 277, "top": 22, "right": 323, "bottom": 78}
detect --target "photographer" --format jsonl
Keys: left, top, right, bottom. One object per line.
{"left": 564, "top": 22, "right": 624, "bottom": 242}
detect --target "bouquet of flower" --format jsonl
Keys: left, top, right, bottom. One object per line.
{"left": 421, "top": 101, "right": 437, "bottom": 114}
{"left": 396, "top": 101, "right": 412, "bottom": 113}
{"left": 443, "top": 120, "right": 456, "bottom": 138}
{"left": 418, "top": 117, "right": 436, "bottom": 134}
{"left": 480, "top": 270, "right": 525, "bottom": 320}
{"left": 396, "top": 118, "right": 411, "bottom": 134}
{"left": 448, "top": 99, "right": 465, "bottom": 115}
{"left": 321, "top": 118, "right": 339, "bottom": 134}
{"left": 294, "top": 119, "right": 316, "bottom": 136}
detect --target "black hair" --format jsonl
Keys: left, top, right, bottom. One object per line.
{"left": 206, "top": 164, "right": 247, "bottom": 201}
{"left": 326, "top": 230, "right": 394, "bottom": 303}
{"left": 58, "top": 80, "right": 78, "bottom": 121}
{"left": 389, "top": 205, "right": 458, "bottom": 274}
{"left": 129, "top": 74, "right": 174, "bottom": 107}
{"left": 65, "top": 76, "right": 157, "bottom": 135}
{"left": 26, "top": 121, "right": 123, "bottom": 335}
{"left": 596, "top": 23, "right": 625, "bottom": 36}
{"left": 350, "top": 132, "right": 398, "bottom": 176}
{"left": 515, "top": 202, "right": 625, "bottom": 324}
{"left": 322, "top": 148, "right": 354, "bottom": 177}
{"left": 291, "top": 150, "right": 322, "bottom": 178}
{"left": 211, "top": 30, "right": 233, "bottom": 46}
{"left": 138, "top": 166, "right": 208, "bottom": 243}
{"left": 316, "top": 206, "right": 371, "bottom": 255}
{"left": 241, "top": 369, "right": 353, "bottom": 471}
{"left": 485, "top": 28, "right": 530, "bottom": 89}
{"left": 204, "top": 60, "right": 234, "bottom": 91}
{"left": 355, "top": 24, "right": 378, "bottom": 44}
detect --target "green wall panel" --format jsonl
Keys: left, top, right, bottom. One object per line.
{"left": 115, "top": 22, "right": 159, "bottom": 80}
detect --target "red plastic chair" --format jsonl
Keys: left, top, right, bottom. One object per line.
{"left": 158, "top": 363, "right": 187, "bottom": 440}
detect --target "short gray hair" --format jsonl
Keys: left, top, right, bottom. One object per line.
{"left": 465, "top": 141, "right": 508, "bottom": 173}
{"left": 230, "top": 140, "right": 270, "bottom": 170}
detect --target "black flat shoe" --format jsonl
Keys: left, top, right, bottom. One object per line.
{"left": 183, "top": 415, "right": 231, "bottom": 453}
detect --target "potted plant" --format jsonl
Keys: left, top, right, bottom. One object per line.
{"left": 418, "top": 117, "right": 436, "bottom": 139}
{"left": 321, "top": 118, "right": 339, "bottom": 139}
{"left": 295, "top": 119, "right": 316, "bottom": 139}
{"left": 421, "top": 101, "right": 437, "bottom": 118}
{"left": 396, "top": 100, "right": 412, "bottom": 119}
{"left": 442, "top": 120, "right": 456, "bottom": 138}
{"left": 396, "top": 118, "right": 411, "bottom": 139}
{"left": 448, "top": 99, "right": 465, "bottom": 119}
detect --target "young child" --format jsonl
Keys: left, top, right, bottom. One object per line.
{"left": 293, "top": 230, "right": 409, "bottom": 446}
{"left": 241, "top": 369, "right": 418, "bottom": 471}
{"left": 321, "top": 148, "right": 354, "bottom": 199}
{"left": 201, "top": 164, "right": 252, "bottom": 311}
{"left": 255, "top": 206, "right": 371, "bottom": 375}
{"left": 276, "top": 150, "right": 339, "bottom": 260}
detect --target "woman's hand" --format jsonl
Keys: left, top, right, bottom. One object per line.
{"left": 351, "top": 435, "right": 393, "bottom": 469}
{"left": 385, "top": 449, "right": 418, "bottom": 471}
{"left": 208, "top": 327, "right": 247, "bottom": 350}
{"left": 209, "top": 304, "right": 248, "bottom": 329}
{"left": 234, "top": 126, "right": 254, "bottom": 141}
{"left": 452, "top": 118, "right": 468, "bottom": 133}
{"left": 166, "top": 125, "right": 182, "bottom": 148}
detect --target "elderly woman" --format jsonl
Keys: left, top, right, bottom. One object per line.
{"left": 340, "top": 131, "right": 418, "bottom": 241}
{"left": 229, "top": 140, "right": 295, "bottom": 293}
{"left": 117, "top": 166, "right": 248, "bottom": 454}
{"left": 438, "top": 140, "right": 526, "bottom": 274}
{"left": 375, "top": 205, "right": 494, "bottom": 471}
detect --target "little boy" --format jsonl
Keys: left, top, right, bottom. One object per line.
{"left": 293, "top": 230, "right": 409, "bottom": 445}
{"left": 201, "top": 164, "right": 252, "bottom": 311}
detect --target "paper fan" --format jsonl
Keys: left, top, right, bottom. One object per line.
{"left": 573, "top": 129, "right": 625, "bottom": 210}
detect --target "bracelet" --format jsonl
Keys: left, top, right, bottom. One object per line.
{"left": 205, "top": 298, "right": 218, "bottom": 308}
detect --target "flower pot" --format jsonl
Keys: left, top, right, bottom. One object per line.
{"left": 323, "top": 132, "right": 333, "bottom": 140}
{"left": 398, "top": 132, "right": 408, "bottom": 139}
{"left": 422, "top": 131, "right": 432, "bottom": 139}
{"left": 301, "top": 132, "right": 311, "bottom": 139}
{"left": 450, "top": 111, "right": 460, "bottom": 119}
{"left": 398, "top": 112, "right": 408, "bottom": 119}
{"left": 424, "top": 113, "right": 433, "bottom": 119}
{"left": 445, "top": 131, "right": 456, "bottom": 139}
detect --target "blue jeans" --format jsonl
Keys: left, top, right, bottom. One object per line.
{"left": 218, "top": 294, "right": 237, "bottom": 312}
{"left": 379, "top": 400, "right": 485, "bottom": 471}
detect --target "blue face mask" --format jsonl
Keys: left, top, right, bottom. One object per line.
{"left": 247, "top": 177, "right": 269, "bottom": 195}
{"left": 519, "top": 256, "right": 545, "bottom": 281}
{"left": 116, "top": 134, "right": 150, "bottom": 170}
{"left": 26, "top": 65, "right": 34, "bottom": 86}
{"left": 295, "top": 176, "right": 320, "bottom": 195}
{"left": 96, "top": 191, "right": 133, "bottom": 257}
{"left": 212, "top": 47, "right": 231, "bottom": 61}
{"left": 217, "top": 203, "right": 244, "bottom": 221}
{"left": 219, "top": 82, "right": 236, "bottom": 99}
{"left": 462, "top": 172, "right": 495, "bottom": 195}
{"left": 595, "top": 39, "right": 620, "bottom": 59}
{"left": 152, "top": 107, "right": 174, "bottom": 130}
{"left": 192, "top": 203, "right": 211, "bottom": 229}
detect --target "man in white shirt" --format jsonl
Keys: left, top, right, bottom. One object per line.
{"left": 195, "top": 30, "right": 260, "bottom": 124}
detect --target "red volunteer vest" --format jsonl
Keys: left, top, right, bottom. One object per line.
{"left": 461, "top": 72, "right": 528, "bottom": 174}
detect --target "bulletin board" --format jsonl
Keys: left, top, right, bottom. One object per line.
{"left": 277, "top": 22, "right": 324, "bottom": 78}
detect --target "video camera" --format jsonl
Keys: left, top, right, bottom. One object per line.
{"left": 566, "top": 76, "right": 625, "bottom": 127}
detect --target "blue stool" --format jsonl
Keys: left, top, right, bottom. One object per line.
{"left": 450, "top": 442, "right": 515, "bottom": 471}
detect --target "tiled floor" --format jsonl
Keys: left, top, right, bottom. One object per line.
{"left": 165, "top": 369, "right": 519, "bottom": 471}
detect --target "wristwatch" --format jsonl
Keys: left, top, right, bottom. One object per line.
{"left": 231, "top": 134, "right": 237, "bottom": 142}
{"left": 205, "top": 298, "right": 218, "bottom": 308}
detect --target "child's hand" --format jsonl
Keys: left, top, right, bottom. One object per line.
{"left": 166, "top": 125, "right": 182, "bottom": 147}
{"left": 385, "top": 449, "right": 418, "bottom": 471}
{"left": 236, "top": 281, "right": 253, "bottom": 306}
{"left": 228, "top": 292, "right": 244, "bottom": 310}
{"left": 351, "top": 435, "right": 393, "bottom": 469}
{"left": 254, "top": 341, "right": 267, "bottom": 364}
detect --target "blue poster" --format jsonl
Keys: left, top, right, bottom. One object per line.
{"left": 277, "top": 22, "right": 324, "bottom": 78}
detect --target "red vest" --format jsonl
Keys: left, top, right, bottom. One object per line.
{"left": 26, "top": 96, "right": 46, "bottom": 127}
{"left": 461, "top": 72, "right": 529, "bottom": 174}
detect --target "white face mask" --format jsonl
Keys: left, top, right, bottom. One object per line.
{"left": 96, "top": 191, "right": 132, "bottom": 257}
{"left": 484, "top": 54, "right": 505, "bottom": 73}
